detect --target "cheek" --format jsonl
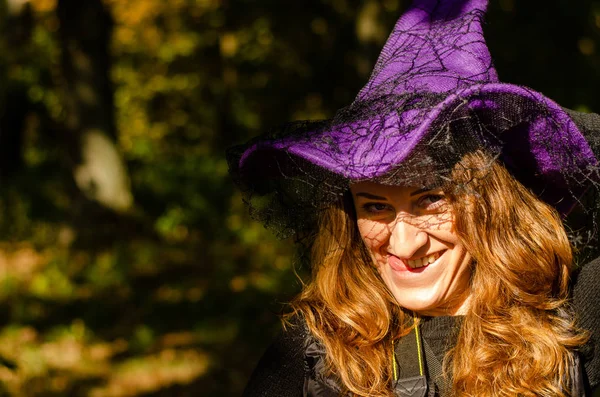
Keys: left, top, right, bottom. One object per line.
{"left": 356, "top": 219, "right": 389, "bottom": 251}
{"left": 431, "top": 218, "right": 459, "bottom": 244}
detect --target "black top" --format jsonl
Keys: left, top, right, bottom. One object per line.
{"left": 243, "top": 257, "right": 600, "bottom": 396}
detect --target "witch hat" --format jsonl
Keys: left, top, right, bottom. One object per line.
{"left": 228, "top": 0, "right": 599, "bottom": 237}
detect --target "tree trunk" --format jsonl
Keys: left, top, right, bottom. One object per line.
{"left": 57, "top": 0, "right": 133, "bottom": 212}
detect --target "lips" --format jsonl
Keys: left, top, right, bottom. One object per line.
{"left": 387, "top": 250, "right": 445, "bottom": 272}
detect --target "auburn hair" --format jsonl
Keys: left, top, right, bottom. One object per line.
{"left": 288, "top": 150, "right": 587, "bottom": 397}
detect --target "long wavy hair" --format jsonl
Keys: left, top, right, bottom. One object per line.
{"left": 288, "top": 150, "right": 587, "bottom": 397}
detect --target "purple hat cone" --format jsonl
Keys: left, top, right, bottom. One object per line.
{"left": 233, "top": 0, "right": 598, "bottom": 215}
{"left": 357, "top": 0, "right": 498, "bottom": 99}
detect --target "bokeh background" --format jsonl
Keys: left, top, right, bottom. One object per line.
{"left": 0, "top": 0, "right": 598, "bottom": 396}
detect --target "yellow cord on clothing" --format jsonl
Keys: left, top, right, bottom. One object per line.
{"left": 414, "top": 321, "right": 424, "bottom": 377}
{"left": 391, "top": 315, "right": 423, "bottom": 381}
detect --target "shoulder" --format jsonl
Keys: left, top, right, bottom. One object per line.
{"left": 243, "top": 315, "right": 341, "bottom": 397}
{"left": 571, "top": 256, "right": 600, "bottom": 390}
{"left": 572, "top": 256, "right": 600, "bottom": 314}
{"left": 242, "top": 316, "right": 310, "bottom": 397}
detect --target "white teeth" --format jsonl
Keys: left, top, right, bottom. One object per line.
{"left": 407, "top": 252, "right": 439, "bottom": 269}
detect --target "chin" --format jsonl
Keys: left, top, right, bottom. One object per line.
{"left": 390, "top": 289, "right": 470, "bottom": 316}
{"left": 393, "top": 295, "right": 441, "bottom": 315}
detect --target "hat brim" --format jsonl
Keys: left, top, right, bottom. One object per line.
{"left": 233, "top": 83, "right": 598, "bottom": 214}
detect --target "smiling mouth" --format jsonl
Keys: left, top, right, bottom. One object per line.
{"left": 406, "top": 251, "right": 442, "bottom": 269}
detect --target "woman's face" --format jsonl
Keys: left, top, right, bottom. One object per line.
{"left": 350, "top": 181, "right": 472, "bottom": 316}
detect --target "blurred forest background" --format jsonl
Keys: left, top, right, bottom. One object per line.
{"left": 0, "top": 0, "right": 597, "bottom": 396}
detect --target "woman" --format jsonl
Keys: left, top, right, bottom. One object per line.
{"left": 229, "top": 0, "right": 600, "bottom": 395}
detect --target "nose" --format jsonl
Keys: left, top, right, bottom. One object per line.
{"left": 387, "top": 216, "right": 428, "bottom": 259}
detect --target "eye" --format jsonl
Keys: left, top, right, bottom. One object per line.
{"left": 361, "top": 202, "right": 393, "bottom": 214}
{"left": 416, "top": 194, "right": 446, "bottom": 210}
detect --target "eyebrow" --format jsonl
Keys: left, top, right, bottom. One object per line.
{"left": 355, "top": 187, "right": 436, "bottom": 200}
{"left": 355, "top": 192, "right": 387, "bottom": 200}
{"left": 409, "top": 187, "right": 433, "bottom": 197}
